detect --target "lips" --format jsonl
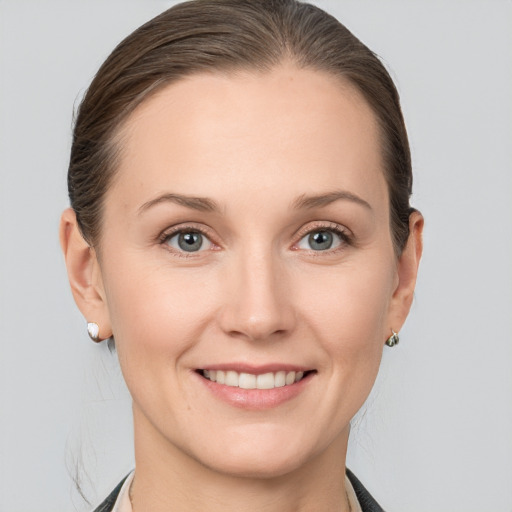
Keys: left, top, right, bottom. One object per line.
{"left": 195, "top": 364, "right": 315, "bottom": 409}
{"left": 201, "top": 369, "right": 307, "bottom": 390}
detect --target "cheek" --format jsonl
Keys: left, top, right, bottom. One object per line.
{"left": 100, "top": 254, "right": 218, "bottom": 378}
{"left": 297, "top": 253, "right": 396, "bottom": 375}
{"left": 100, "top": 257, "right": 226, "bottom": 431}
{"left": 280, "top": 253, "right": 397, "bottom": 444}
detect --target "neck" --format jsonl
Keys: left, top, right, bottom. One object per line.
{"left": 130, "top": 409, "right": 351, "bottom": 512}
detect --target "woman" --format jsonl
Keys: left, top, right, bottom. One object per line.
{"left": 60, "top": 0, "right": 423, "bottom": 510}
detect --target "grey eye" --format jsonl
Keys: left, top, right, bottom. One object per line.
{"left": 178, "top": 232, "right": 203, "bottom": 251}
{"left": 297, "top": 229, "right": 343, "bottom": 251}
{"left": 308, "top": 231, "right": 333, "bottom": 250}
{"left": 166, "top": 231, "right": 212, "bottom": 252}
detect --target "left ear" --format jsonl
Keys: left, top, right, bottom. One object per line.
{"left": 59, "top": 208, "right": 112, "bottom": 341}
{"left": 386, "top": 211, "right": 424, "bottom": 334}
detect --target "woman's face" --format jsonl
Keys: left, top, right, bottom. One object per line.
{"left": 89, "top": 64, "right": 417, "bottom": 477}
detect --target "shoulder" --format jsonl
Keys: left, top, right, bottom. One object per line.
{"left": 92, "top": 474, "right": 130, "bottom": 512}
{"left": 346, "top": 468, "right": 386, "bottom": 512}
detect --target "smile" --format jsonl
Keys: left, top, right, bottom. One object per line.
{"left": 196, "top": 366, "right": 316, "bottom": 409}
{"left": 201, "top": 369, "right": 309, "bottom": 390}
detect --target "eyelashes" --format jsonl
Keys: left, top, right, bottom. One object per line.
{"left": 158, "top": 221, "right": 353, "bottom": 258}
{"left": 158, "top": 223, "right": 217, "bottom": 258}
{"left": 294, "top": 222, "right": 352, "bottom": 252}
{"left": 164, "top": 229, "right": 214, "bottom": 254}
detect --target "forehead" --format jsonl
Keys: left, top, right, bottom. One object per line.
{"left": 113, "top": 63, "right": 387, "bottom": 211}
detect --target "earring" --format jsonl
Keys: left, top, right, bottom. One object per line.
{"left": 385, "top": 329, "right": 399, "bottom": 347}
{"left": 87, "top": 322, "right": 101, "bottom": 343}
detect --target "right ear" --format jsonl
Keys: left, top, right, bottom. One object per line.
{"left": 59, "top": 208, "right": 112, "bottom": 340}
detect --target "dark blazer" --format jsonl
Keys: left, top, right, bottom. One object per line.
{"left": 93, "top": 469, "right": 385, "bottom": 512}
{"left": 346, "top": 468, "right": 385, "bottom": 512}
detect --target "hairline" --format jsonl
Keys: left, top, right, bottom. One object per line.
{"left": 89, "top": 61, "right": 396, "bottom": 255}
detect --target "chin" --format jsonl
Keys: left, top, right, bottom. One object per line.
{"left": 203, "top": 451, "right": 308, "bottom": 480}
{"left": 190, "top": 428, "right": 318, "bottom": 480}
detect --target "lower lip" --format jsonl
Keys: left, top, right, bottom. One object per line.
{"left": 195, "top": 372, "right": 314, "bottom": 410}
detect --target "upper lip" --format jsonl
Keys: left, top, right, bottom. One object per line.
{"left": 198, "top": 363, "right": 314, "bottom": 375}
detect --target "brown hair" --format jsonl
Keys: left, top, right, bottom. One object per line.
{"left": 68, "top": 0, "right": 414, "bottom": 253}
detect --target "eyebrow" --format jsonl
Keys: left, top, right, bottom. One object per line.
{"left": 138, "top": 193, "right": 221, "bottom": 215}
{"left": 291, "top": 190, "right": 372, "bottom": 211}
{"left": 138, "top": 189, "right": 372, "bottom": 216}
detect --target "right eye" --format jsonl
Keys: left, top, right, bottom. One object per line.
{"left": 297, "top": 230, "right": 341, "bottom": 251}
{"left": 164, "top": 230, "right": 213, "bottom": 253}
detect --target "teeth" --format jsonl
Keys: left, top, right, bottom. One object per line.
{"left": 239, "top": 373, "right": 256, "bottom": 389}
{"left": 202, "top": 369, "right": 308, "bottom": 389}
{"left": 274, "top": 371, "right": 286, "bottom": 388}
{"left": 256, "top": 373, "right": 274, "bottom": 390}
{"left": 225, "top": 371, "right": 238, "bottom": 387}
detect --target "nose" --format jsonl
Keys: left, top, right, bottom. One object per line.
{"left": 218, "top": 246, "right": 296, "bottom": 343}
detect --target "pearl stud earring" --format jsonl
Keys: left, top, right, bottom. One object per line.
{"left": 87, "top": 322, "right": 101, "bottom": 342}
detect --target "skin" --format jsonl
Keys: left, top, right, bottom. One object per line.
{"left": 61, "top": 63, "right": 423, "bottom": 512}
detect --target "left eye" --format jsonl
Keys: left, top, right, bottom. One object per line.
{"left": 296, "top": 229, "right": 344, "bottom": 251}
{"left": 165, "top": 231, "right": 213, "bottom": 253}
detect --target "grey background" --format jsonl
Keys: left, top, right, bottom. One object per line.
{"left": 1, "top": 1, "right": 511, "bottom": 510}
